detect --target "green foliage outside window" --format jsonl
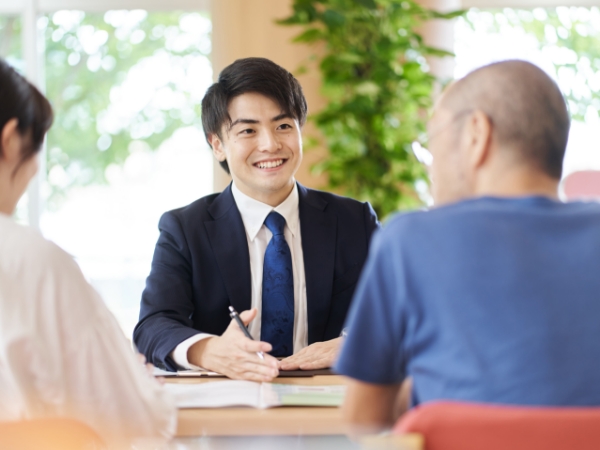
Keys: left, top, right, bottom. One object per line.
{"left": 280, "top": 0, "right": 462, "bottom": 219}
{"left": 0, "top": 16, "right": 22, "bottom": 62}
{"left": 463, "top": 7, "right": 600, "bottom": 122}
{"left": 42, "top": 11, "right": 211, "bottom": 208}
{"left": 2, "top": 12, "right": 211, "bottom": 210}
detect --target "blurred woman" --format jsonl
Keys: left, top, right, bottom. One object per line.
{"left": 0, "top": 58, "right": 176, "bottom": 447}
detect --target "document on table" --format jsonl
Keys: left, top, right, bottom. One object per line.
{"left": 153, "top": 366, "right": 333, "bottom": 377}
{"left": 153, "top": 366, "right": 224, "bottom": 377}
{"left": 164, "top": 381, "right": 346, "bottom": 409}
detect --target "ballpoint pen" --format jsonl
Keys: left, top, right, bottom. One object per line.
{"left": 228, "top": 306, "right": 265, "bottom": 360}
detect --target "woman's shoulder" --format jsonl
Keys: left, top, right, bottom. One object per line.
{"left": 0, "top": 215, "right": 102, "bottom": 326}
{"left": 0, "top": 215, "right": 75, "bottom": 277}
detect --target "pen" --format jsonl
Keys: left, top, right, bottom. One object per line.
{"left": 228, "top": 306, "right": 265, "bottom": 360}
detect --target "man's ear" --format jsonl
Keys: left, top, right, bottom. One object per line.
{"left": 208, "top": 134, "right": 226, "bottom": 162}
{"left": 464, "top": 110, "right": 493, "bottom": 171}
{"left": 0, "top": 118, "right": 21, "bottom": 162}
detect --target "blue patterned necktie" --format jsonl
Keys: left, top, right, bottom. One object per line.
{"left": 260, "top": 211, "right": 294, "bottom": 357}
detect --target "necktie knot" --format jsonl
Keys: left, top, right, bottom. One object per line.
{"left": 264, "top": 211, "right": 286, "bottom": 236}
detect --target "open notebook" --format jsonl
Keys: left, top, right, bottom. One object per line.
{"left": 164, "top": 381, "right": 346, "bottom": 409}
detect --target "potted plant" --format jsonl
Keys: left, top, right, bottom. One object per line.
{"left": 280, "top": 0, "right": 462, "bottom": 218}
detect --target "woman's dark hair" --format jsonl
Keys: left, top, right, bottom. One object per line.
{"left": 201, "top": 57, "right": 308, "bottom": 174}
{"left": 0, "top": 58, "right": 53, "bottom": 172}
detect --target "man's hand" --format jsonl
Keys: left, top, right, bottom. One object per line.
{"left": 187, "top": 308, "right": 279, "bottom": 381}
{"left": 279, "top": 337, "right": 342, "bottom": 371}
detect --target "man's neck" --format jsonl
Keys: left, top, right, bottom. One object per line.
{"left": 232, "top": 180, "right": 296, "bottom": 207}
{"left": 474, "top": 166, "right": 560, "bottom": 200}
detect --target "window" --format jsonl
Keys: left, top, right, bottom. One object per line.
{"left": 1, "top": 2, "right": 213, "bottom": 337}
{"left": 455, "top": 7, "right": 600, "bottom": 188}
{"left": 40, "top": 10, "right": 213, "bottom": 336}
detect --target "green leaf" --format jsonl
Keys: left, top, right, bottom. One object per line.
{"left": 322, "top": 9, "right": 346, "bottom": 28}
{"left": 355, "top": 0, "right": 377, "bottom": 9}
{"left": 292, "top": 27, "right": 324, "bottom": 43}
{"left": 422, "top": 46, "right": 455, "bottom": 57}
{"left": 354, "top": 81, "right": 381, "bottom": 97}
{"left": 337, "top": 52, "right": 364, "bottom": 64}
{"left": 428, "top": 9, "right": 466, "bottom": 20}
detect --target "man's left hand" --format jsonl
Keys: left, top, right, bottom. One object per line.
{"left": 279, "top": 337, "right": 342, "bottom": 371}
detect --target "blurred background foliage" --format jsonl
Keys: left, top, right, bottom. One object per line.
{"left": 39, "top": 10, "right": 210, "bottom": 208}
{"left": 462, "top": 7, "right": 600, "bottom": 123}
{"left": 0, "top": 16, "right": 22, "bottom": 63}
{"left": 6, "top": 6, "right": 599, "bottom": 217}
{"left": 280, "top": 0, "right": 462, "bottom": 218}
{"left": 42, "top": 11, "right": 211, "bottom": 207}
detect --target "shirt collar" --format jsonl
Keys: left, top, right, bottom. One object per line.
{"left": 231, "top": 182, "right": 300, "bottom": 241}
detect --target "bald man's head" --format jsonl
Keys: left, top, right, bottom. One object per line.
{"left": 440, "top": 60, "right": 570, "bottom": 179}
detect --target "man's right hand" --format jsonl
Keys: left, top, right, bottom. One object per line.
{"left": 187, "top": 308, "right": 279, "bottom": 382}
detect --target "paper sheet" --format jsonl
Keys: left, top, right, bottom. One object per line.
{"left": 163, "top": 381, "right": 346, "bottom": 409}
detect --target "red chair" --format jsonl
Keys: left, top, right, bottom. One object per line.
{"left": 394, "top": 401, "right": 600, "bottom": 450}
{"left": 0, "top": 418, "right": 105, "bottom": 450}
{"left": 562, "top": 170, "right": 600, "bottom": 201}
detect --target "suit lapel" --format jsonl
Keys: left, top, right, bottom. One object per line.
{"left": 298, "top": 183, "right": 337, "bottom": 344}
{"left": 204, "top": 184, "right": 252, "bottom": 314}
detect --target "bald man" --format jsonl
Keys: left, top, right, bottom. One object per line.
{"left": 335, "top": 60, "right": 600, "bottom": 433}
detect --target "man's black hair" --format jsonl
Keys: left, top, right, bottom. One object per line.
{"left": 201, "top": 57, "right": 307, "bottom": 174}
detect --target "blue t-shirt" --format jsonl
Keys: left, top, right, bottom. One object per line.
{"left": 335, "top": 196, "right": 600, "bottom": 407}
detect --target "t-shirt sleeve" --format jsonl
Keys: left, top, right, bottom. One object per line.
{"left": 334, "top": 225, "right": 408, "bottom": 385}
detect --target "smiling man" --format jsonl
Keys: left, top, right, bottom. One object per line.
{"left": 134, "top": 58, "right": 380, "bottom": 380}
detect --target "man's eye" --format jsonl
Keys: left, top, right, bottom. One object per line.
{"left": 240, "top": 128, "right": 254, "bottom": 135}
{"left": 278, "top": 123, "right": 292, "bottom": 130}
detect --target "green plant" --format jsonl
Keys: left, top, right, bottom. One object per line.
{"left": 280, "top": 0, "right": 462, "bottom": 218}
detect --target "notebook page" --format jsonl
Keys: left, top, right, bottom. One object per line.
{"left": 165, "top": 381, "right": 261, "bottom": 408}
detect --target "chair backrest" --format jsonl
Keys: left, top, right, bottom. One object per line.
{"left": 0, "top": 418, "right": 105, "bottom": 450}
{"left": 562, "top": 170, "right": 600, "bottom": 201}
{"left": 394, "top": 401, "right": 600, "bottom": 450}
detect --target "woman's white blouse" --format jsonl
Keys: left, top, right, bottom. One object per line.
{"left": 0, "top": 214, "right": 176, "bottom": 446}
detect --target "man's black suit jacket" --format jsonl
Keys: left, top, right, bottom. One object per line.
{"left": 134, "top": 183, "right": 380, "bottom": 370}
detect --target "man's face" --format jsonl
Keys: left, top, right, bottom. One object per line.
{"left": 211, "top": 92, "right": 303, "bottom": 206}
{"left": 427, "top": 106, "right": 471, "bottom": 206}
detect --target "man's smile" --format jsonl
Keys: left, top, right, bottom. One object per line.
{"left": 254, "top": 159, "right": 287, "bottom": 170}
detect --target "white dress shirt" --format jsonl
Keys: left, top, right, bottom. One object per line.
{"left": 0, "top": 213, "right": 176, "bottom": 447}
{"left": 172, "top": 182, "right": 308, "bottom": 369}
